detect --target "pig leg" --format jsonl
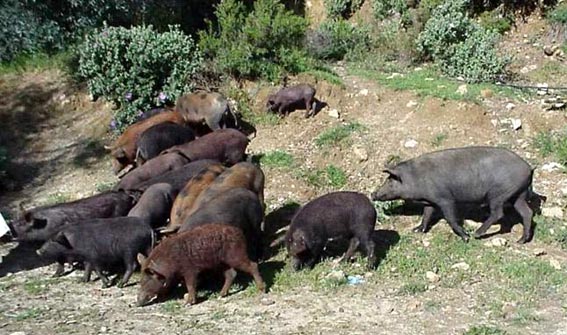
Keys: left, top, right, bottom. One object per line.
{"left": 79, "top": 263, "right": 93, "bottom": 283}
{"left": 360, "top": 233, "right": 377, "bottom": 270}
{"left": 94, "top": 266, "right": 111, "bottom": 288}
{"left": 53, "top": 261, "right": 65, "bottom": 277}
{"left": 219, "top": 268, "right": 237, "bottom": 297}
{"left": 513, "top": 191, "right": 533, "bottom": 244}
{"left": 473, "top": 200, "right": 505, "bottom": 239}
{"left": 438, "top": 202, "right": 469, "bottom": 242}
{"left": 117, "top": 260, "right": 137, "bottom": 288}
{"left": 413, "top": 205, "right": 438, "bottom": 233}
{"left": 233, "top": 261, "right": 266, "bottom": 293}
{"left": 343, "top": 237, "right": 360, "bottom": 262}
{"left": 304, "top": 98, "right": 313, "bottom": 118}
{"left": 183, "top": 272, "right": 198, "bottom": 305}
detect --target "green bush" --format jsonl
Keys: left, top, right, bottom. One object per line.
{"left": 0, "top": 0, "right": 63, "bottom": 62}
{"left": 371, "top": 0, "right": 408, "bottom": 19}
{"left": 549, "top": 3, "right": 567, "bottom": 24}
{"left": 199, "top": 0, "right": 309, "bottom": 81}
{"left": 324, "top": 0, "right": 364, "bottom": 19}
{"left": 306, "top": 20, "right": 371, "bottom": 60}
{"left": 417, "top": 0, "right": 508, "bottom": 82}
{"left": 77, "top": 25, "right": 202, "bottom": 131}
{"left": 479, "top": 10, "right": 513, "bottom": 34}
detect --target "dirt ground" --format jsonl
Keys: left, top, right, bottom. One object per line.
{"left": 1, "top": 13, "right": 567, "bottom": 335}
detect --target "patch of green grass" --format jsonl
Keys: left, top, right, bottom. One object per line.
{"left": 12, "top": 308, "right": 42, "bottom": 321}
{"left": 95, "top": 181, "right": 114, "bottom": 192}
{"left": 529, "top": 62, "right": 567, "bottom": 84}
{"left": 548, "top": 3, "right": 567, "bottom": 24}
{"left": 160, "top": 300, "right": 183, "bottom": 314}
{"left": 226, "top": 86, "right": 280, "bottom": 127}
{"left": 510, "top": 307, "right": 542, "bottom": 325}
{"left": 431, "top": 132, "right": 448, "bottom": 147}
{"left": 374, "top": 200, "right": 405, "bottom": 222}
{"left": 45, "top": 192, "right": 71, "bottom": 205}
{"left": 349, "top": 66, "right": 523, "bottom": 102}
{"left": 260, "top": 150, "right": 294, "bottom": 169}
{"left": 0, "top": 51, "right": 74, "bottom": 75}
{"left": 398, "top": 282, "right": 427, "bottom": 295}
{"left": 22, "top": 277, "right": 59, "bottom": 295}
{"left": 301, "top": 164, "right": 348, "bottom": 189}
{"left": 534, "top": 216, "right": 567, "bottom": 249}
{"left": 463, "top": 325, "right": 507, "bottom": 335}
{"left": 315, "top": 122, "right": 364, "bottom": 147}
{"left": 532, "top": 130, "right": 567, "bottom": 165}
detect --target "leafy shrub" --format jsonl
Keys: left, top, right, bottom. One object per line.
{"left": 199, "top": 0, "right": 308, "bottom": 81}
{"left": 324, "top": 0, "right": 364, "bottom": 19}
{"left": 306, "top": 20, "right": 371, "bottom": 60}
{"left": 548, "top": 3, "right": 567, "bottom": 24}
{"left": 479, "top": 10, "right": 513, "bottom": 34}
{"left": 417, "top": 0, "right": 508, "bottom": 82}
{"left": 371, "top": 0, "right": 408, "bottom": 19}
{"left": 0, "top": 0, "right": 63, "bottom": 62}
{"left": 77, "top": 25, "right": 202, "bottom": 131}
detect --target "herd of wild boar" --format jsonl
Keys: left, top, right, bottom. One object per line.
{"left": 8, "top": 84, "right": 540, "bottom": 307}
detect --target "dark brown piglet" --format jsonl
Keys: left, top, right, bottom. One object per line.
{"left": 128, "top": 183, "right": 178, "bottom": 228}
{"left": 136, "top": 224, "right": 265, "bottom": 306}
{"left": 115, "top": 152, "right": 190, "bottom": 191}
{"left": 135, "top": 122, "right": 195, "bottom": 165}
{"left": 266, "top": 84, "right": 316, "bottom": 118}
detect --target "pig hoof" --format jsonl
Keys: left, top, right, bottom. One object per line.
{"left": 517, "top": 237, "right": 528, "bottom": 244}
{"left": 473, "top": 232, "right": 484, "bottom": 239}
{"left": 461, "top": 236, "right": 470, "bottom": 243}
{"left": 412, "top": 225, "right": 425, "bottom": 233}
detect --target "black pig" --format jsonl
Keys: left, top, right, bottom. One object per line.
{"left": 128, "top": 183, "right": 178, "bottom": 228}
{"left": 371, "top": 146, "right": 534, "bottom": 243}
{"left": 285, "top": 191, "right": 377, "bottom": 270}
{"left": 266, "top": 84, "right": 316, "bottom": 118}
{"left": 13, "top": 191, "right": 134, "bottom": 242}
{"left": 37, "top": 217, "right": 154, "bottom": 287}
{"left": 135, "top": 122, "right": 195, "bottom": 165}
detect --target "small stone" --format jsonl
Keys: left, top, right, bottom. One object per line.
{"left": 406, "top": 100, "right": 418, "bottom": 108}
{"left": 505, "top": 102, "right": 516, "bottom": 110}
{"left": 544, "top": 45, "right": 558, "bottom": 56}
{"left": 404, "top": 139, "right": 418, "bottom": 148}
{"left": 484, "top": 237, "right": 508, "bottom": 247}
{"left": 542, "top": 207, "right": 563, "bottom": 219}
{"left": 424, "top": 77, "right": 434, "bottom": 81}
{"left": 326, "top": 270, "right": 346, "bottom": 281}
{"left": 541, "top": 162, "right": 563, "bottom": 172}
{"left": 327, "top": 109, "right": 340, "bottom": 119}
{"left": 533, "top": 248, "right": 547, "bottom": 257}
{"left": 261, "top": 297, "right": 275, "bottom": 305}
{"left": 451, "top": 262, "right": 470, "bottom": 271}
{"left": 528, "top": 64, "right": 538, "bottom": 71}
{"left": 100, "top": 327, "right": 108, "bottom": 333}
{"left": 359, "top": 89, "right": 369, "bottom": 96}
{"left": 520, "top": 67, "right": 530, "bottom": 74}
{"left": 511, "top": 119, "right": 522, "bottom": 131}
{"left": 481, "top": 89, "right": 493, "bottom": 98}
{"left": 353, "top": 147, "right": 368, "bottom": 162}
{"left": 387, "top": 73, "right": 403, "bottom": 79}
{"left": 456, "top": 84, "right": 468, "bottom": 95}
{"left": 414, "top": 67, "right": 423, "bottom": 71}
{"left": 422, "top": 240, "right": 430, "bottom": 247}
{"left": 490, "top": 119, "right": 498, "bottom": 127}
{"left": 426, "top": 271, "right": 440, "bottom": 283}
{"left": 10, "top": 332, "right": 26, "bottom": 335}
{"left": 550, "top": 259, "right": 562, "bottom": 270}
{"left": 502, "top": 302, "right": 517, "bottom": 319}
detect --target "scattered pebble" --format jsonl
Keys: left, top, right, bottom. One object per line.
{"left": 326, "top": 270, "right": 346, "bottom": 281}
{"left": 404, "top": 139, "right": 418, "bottom": 148}
{"left": 261, "top": 297, "right": 275, "bottom": 306}
{"left": 456, "top": 84, "right": 468, "bottom": 95}
{"left": 541, "top": 162, "right": 564, "bottom": 172}
{"left": 511, "top": 119, "right": 522, "bottom": 131}
{"left": 358, "top": 89, "right": 369, "bottom": 96}
{"left": 505, "top": 102, "right": 516, "bottom": 110}
{"left": 327, "top": 109, "right": 340, "bottom": 119}
{"left": 406, "top": 100, "right": 418, "bottom": 108}
{"left": 542, "top": 207, "right": 564, "bottom": 219}
{"left": 533, "top": 248, "right": 547, "bottom": 257}
{"left": 550, "top": 259, "right": 562, "bottom": 270}
{"left": 484, "top": 237, "right": 508, "bottom": 248}
{"left": 353, "top": 147, "right": 368, "bottom": 162}
{"left": 425, "top": 271, "right": 440, "bottom": 283}
{"left": 451, "top": 262, "right": 470, "bottom": 271}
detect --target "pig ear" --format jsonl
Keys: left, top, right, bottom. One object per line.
{"left": 147, "top": 260, "right": 166, "bottom": 279}
{"left": 383, "top": 168, "right": 402, "bottom": 182}
{"left": 137, "top": 253, "right": 147, "bottom": 266}
{"left": 54, "top": 233, "right": 73, "bottom": 249}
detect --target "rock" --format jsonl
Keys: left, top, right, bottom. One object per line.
{"left": 406, "top": 100, "right": 418, "bottom": 108}
{"left": 359, "top": 89, "right": 369, "bottom": 96}
{"left": 511, "top": 119, "right": 522, "bottom": 131}
{"left": 404, "top": 139, "right": 418, "bottom": 148}
{"left": 505, "top": 102, "right": 516, "bottom": 110}
{"left": 326, "top": 270, "right": 346, "bottom": 281}
{"left": 490, "top": 119, "right": 498, "bottom": 127}
{"left": 10, "top": 332, "right": 26, "bottom": 335}
{"left": 544, "top": 45, "right": 559, "bottom": 56}
{"left": 520, "top": 67, "right": 530, "bottom": 74}
{"left": 533, "top": 248, "right": 547, "bottom": 257}
{"left": 328, "top": 109, "right": 340, "bottom": 119}
{"left": 456, "top": 84, "right": 468, "bottom": 95}
{"left": 424, "top": 77, "right": 434, "bottom": 81}
{"left": 451, "top": 262, "right": 470, "bottom": 271}
{"left": 481, "top": 89, "right": 493, "bottom": 98}
{"left": 484, "top": 237, "right": 508, "bottom": 247}
{"left": 387, "top": 73, "right": 403, "bottom": 79}
{"left": 353, "top": 147, "right": 368, "bottom": 162}
{"left": 550, "top": 259, "right": 562, "bottom": 270}
{"left": 541, "top": 162, "right": 564, "bottom": 172}
{"left": 501, "top": 302, "right": 517, "bottom": 319}
{"left": 542, "top": 207, "right": 563, "bottom": 219}
{"left": 426, "top": 271, "right": 440, "bottom": 283}
{"left": 261, "top": 297, "right": 275, "bottom": 305}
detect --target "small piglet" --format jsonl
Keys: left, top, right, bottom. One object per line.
{"left": 285, "top": 191, "right": 377, "bottom": 271}
{"left": 266, "top": 84, "right": 316, "bottom": 118}
{"left": 115, "top": 152, "right": 190, "bottom": 191}
{"left": 371, "top": 146, "right": 534, "bottom": 243}
{"left": 37, "top": 217, "right": 154, "bottom": 287}
{"left": 135, "top": 122, "right": 195, "bottom": 165}
{"left": 136, "top": 224, "right": 265, "bottom": 306}
{"left": 128, "top": 183, "right": 178, "bottom": 228}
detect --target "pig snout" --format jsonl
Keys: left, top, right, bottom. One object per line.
{"left": 136, "top": 292, "right": 155, "bottom": 307}
{"left": 371, "top": 189, "right": 386, "bottom": 201}
{"left": 291, "top": 256, "right": 302, "bottom": 271}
